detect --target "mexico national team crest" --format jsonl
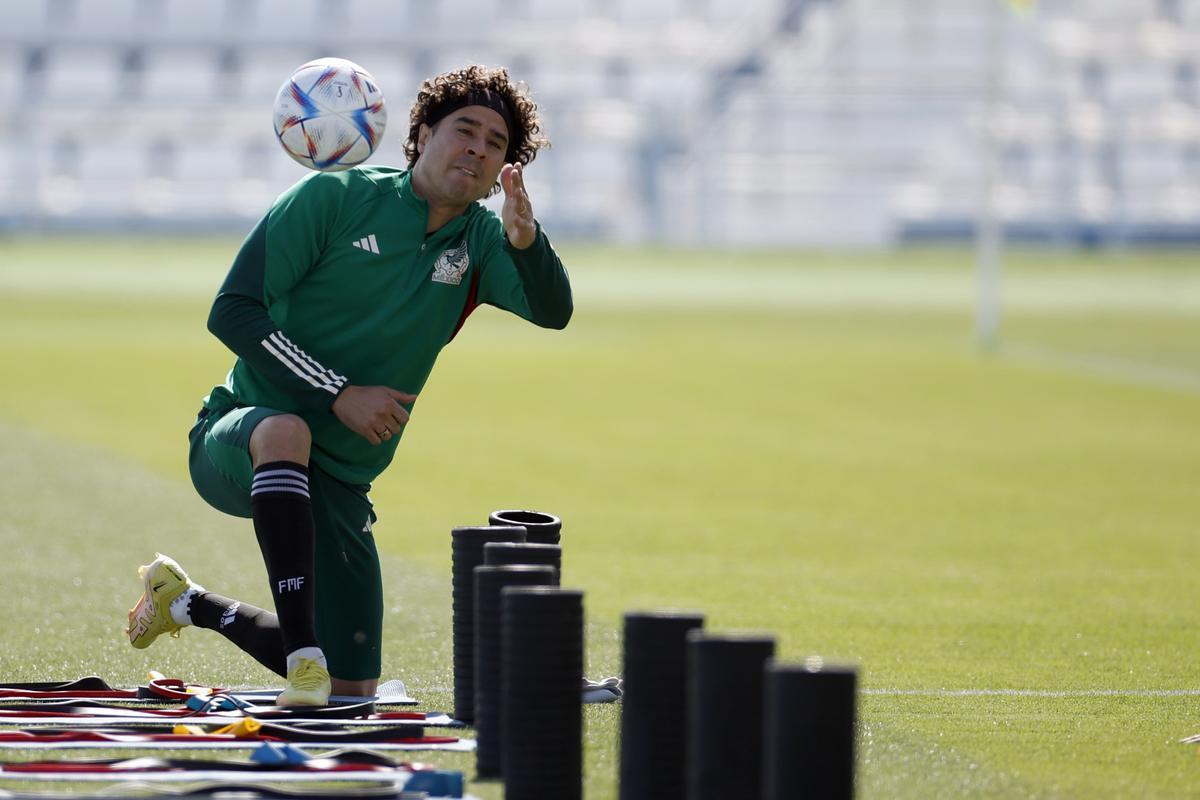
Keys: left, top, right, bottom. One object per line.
{"left": 431, "top": 241, "right": 470, "bottom": 285}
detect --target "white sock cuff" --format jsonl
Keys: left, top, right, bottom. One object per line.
{"left": 168, "top": 587, "right": 202, "bottom": 627}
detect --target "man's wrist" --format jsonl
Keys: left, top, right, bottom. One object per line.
{"left": 330, "top": 383, "right": 353, "bottom": 413}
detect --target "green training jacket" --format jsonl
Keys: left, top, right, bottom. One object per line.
{"left": 203, "top": 166, "right": 573, "bottom": 485}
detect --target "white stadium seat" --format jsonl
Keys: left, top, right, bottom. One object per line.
{"left": 159, "top": 0, "right": 230, "bottom": 42}
{"left": 342, "top": 0, "right": 413, "bottom": 39}
{"left": 61, "top": 0, "right": 142, "bottom": 40}
{"left": 0, "top": 45, "right": 27, "bottom": 106}
{"left": 139, "top": 46, "right": 225, "bottom": 106}
{"left": 2, "top": 2, "right": 50, "bottom": 40}
{"left": 39, "top": 44, "right": 128, "bottom": 105}
{"left": 249, "top": 0, "right": 330, "bottom": 43}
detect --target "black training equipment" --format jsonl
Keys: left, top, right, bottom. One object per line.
{"left": 763, "top": 662, "right": 857, "bottom": 800}
{"left": 501, "top": 586, "right": 584, "bottom": 800}
{"left": 451, "top": 525, "right": 527, "bottom": 722}
{"left": 473, "top": 564, "right": 558, "bottom": 778}
{"left": 482, "top": 541, "right": 562, "bottom": 583}
{"left": 0, "top": 678, "right": 116, "bottom": 693}
{"left": 488, "top": 509, "right": 561, "bottom": 545}
{"left": 686, "top": 633, "right": 777, "bottom": 800}
{"left": 617, "top": 611, "right": 705, "bottom": 800}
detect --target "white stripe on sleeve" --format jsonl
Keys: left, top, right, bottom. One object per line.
{"left": 260, "top": 332, "right": 346, "bottom": 395}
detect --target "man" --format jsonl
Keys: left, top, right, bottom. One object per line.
{"left": 125, "top": 65, "right": 572, "bottom": 705}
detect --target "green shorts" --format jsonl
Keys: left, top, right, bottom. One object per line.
{"left": 188, "top": 405, "right": 383, "bottom": 681}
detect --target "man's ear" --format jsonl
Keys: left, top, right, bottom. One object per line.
{"left": 416, "top": 122, "right": 432, "bottom": 155}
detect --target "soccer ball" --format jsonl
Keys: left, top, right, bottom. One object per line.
{"left": 272, "top": 57, "right": 387, "bottom": 172}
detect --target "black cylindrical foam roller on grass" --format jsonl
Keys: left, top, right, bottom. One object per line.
{"left": 488, "top": 509, "right": 561, "bottom": 545}
{"left": 473, "top": 564, "right": 559, "bottom": 778}
{"left": 618, "top": 611, "right": 705, "bottom": 800}
{"left": 483, "top": 541, "right": 562, "bottom": 583}
{"left": 501, "top": 586, "right": 584, "bottom": 800}
{"left": 686, "top": 632, "right": 777, "bottom": 800}
{"left": 450, "top": 524, "right": 527, "bottom": 722}
{"left": 762, "top": 661, "right": 857, "bottom": 800}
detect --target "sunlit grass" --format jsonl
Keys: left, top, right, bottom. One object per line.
{"left": 1, "top": 238, "right": 1198, "bottom": 798}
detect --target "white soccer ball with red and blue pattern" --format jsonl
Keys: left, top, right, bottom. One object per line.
{"left": 272, "top": 58, "right": 387, "bottom": 172}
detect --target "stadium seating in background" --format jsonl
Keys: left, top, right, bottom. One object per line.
{"left": 1, "top": 0, "right": 1197, "bottom": 245}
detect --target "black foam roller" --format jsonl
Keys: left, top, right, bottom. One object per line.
{"left": 502, "top": 586, "right": 584, "bottom": 800}
{"left": 451, "top": 524, "right": 527, "bottom": 722}
{"left": 618, "top": 611, "right": 705, "bottom": 800}
{"left": 489, "top": 509, "right": 561, "bottom": 544}
{"left": 762, "top": 662, "right": 857, "bottom": 800}
{"left": 483, "top": 541, "right": 562, "bottom": 583}
{"left": 473, "top": 564, "right": 558, "bottom": 778}
{"left": 686, "top": 633, "right": 777, "bottom": 800}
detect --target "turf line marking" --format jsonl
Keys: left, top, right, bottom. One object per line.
{"left": 1002, "top": 341, "right": 1200, "bottom": 395}
{"left": 863, "top": 688, "right": 1200, "bottom": 698}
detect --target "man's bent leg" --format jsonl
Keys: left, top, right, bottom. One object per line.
{"left": 187, "top": 406, "right": 329, "bottom": 704}
{"left": 125, "top": 554, "right": 289, "bottom": 679}
{"left": 246, "top": 414, "right": 320, "bottom": 656}
{"left": 189, "top": 593, "right": 286, "bottom": 676}
{"left": 182, "top": 406, "right": 290, "bottom": 676}
{"left": 247, "top": 414, "right": 330, "bottom": 706}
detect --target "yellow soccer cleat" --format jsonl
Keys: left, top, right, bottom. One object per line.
{"left": 277, "top": 657, "right": 332, "bottom": 707}
{"left": 126, "top": 553, "right": 190, "bottom": 650}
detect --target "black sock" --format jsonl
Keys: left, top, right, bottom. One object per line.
{"left": 251, "top": 461, "right": 319, "bottom": 656}
{"left": 190, "top": 592, "right": 286, "bottom": 677}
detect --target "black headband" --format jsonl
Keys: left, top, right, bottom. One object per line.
{"left": 426, "top": 88, "right": 517, "bottom": 157}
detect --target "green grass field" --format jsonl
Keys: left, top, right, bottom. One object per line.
{"left": 1, "top": 237, "right": 1198, "bottom": 798}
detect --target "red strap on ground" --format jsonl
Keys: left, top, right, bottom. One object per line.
{"left": 0, "top": 728, "right": 461, "bottom": 746}
{"left": 144, "top": 676, "right": 226, "bottom": 701}
{"left": 2, "top": 753, "right": 422, "bottom": 773}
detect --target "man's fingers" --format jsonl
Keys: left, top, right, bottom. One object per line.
{"left": 502, "top": 163, "right": 530, "bottom": 204}
{"left": 382, "top": 388, "right": 414, "bottom": 427}
{"left": 508, "top": 187, "right": 532, "bottom": 221}
{"left": 334, "top": 385, "right": 416, "bottom": 444}
{"left": 386, "top": 388, "right": 418, "bottom": 403}
{"left": 513, "top": 166, "right": 528, "bottom": 205}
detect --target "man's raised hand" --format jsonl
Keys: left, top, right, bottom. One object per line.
{"left": 501, "top": 162, "right": 536, "bottom": 249}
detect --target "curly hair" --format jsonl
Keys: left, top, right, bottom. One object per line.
{"left": 404, "top": 65, "right": 549, "bottom": 188}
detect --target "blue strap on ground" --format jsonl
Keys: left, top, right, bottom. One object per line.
{"left": 249, "top": 742, "right": 310, "bottom": 764}
{"left": 405, "top": 770, "right": 464, "bottom": 797}
{"left": 186, "top": 694, "right": 252, "bottom": 712}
